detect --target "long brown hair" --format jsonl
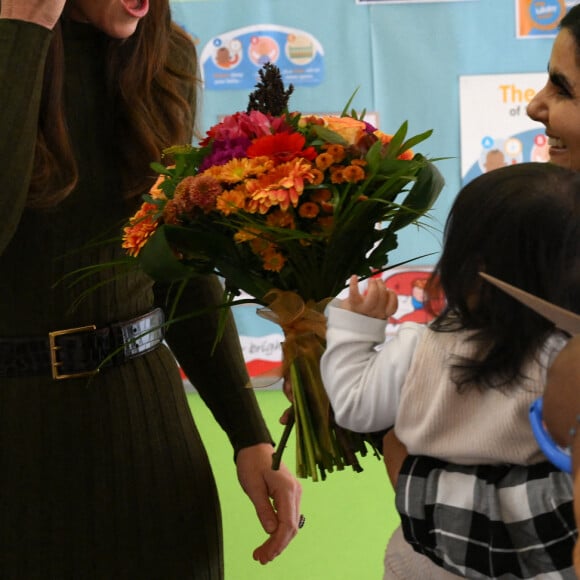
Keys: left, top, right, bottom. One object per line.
{"left": 27, "top": 1, "right": 198, "bottom": 209}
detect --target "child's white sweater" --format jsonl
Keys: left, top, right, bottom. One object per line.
{"left": 321, "top": 306, "right": 568, "bottom": 465}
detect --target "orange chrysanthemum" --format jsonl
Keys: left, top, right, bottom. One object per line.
{"left": 206, "top": 156, "right": 273, "bottom": 184}
{"left": 247, "top": 159, "right": 316, "bottom": 213}
{"left": 216, "top": 187, "right": 248, "bottom": 215}
{"left": 122, "top": 203, "right": 159, "bottom": 257}
{"left": 250, "top": 235, "right": 273, "bottom": 255}
{"left": 314, "top": 152, "right": 334, "bottom": 172}
{"left": 298, "top": 202, "right": 320, "bottom": 219}
{"left": 324, "top": 144, "right": 346, "bottom": 163}
{"left": 342, "top": 164, "right": 366, "bottom": 183}
{"left": 266, "top": 209, "right": 296, "bottom": 229}
{"left": 261, "top": 247, "right": 286, "bottom": 272}
{"left": 309, "top": 168, "right": 325, "bottom": 185}
{"left": 163, "top": 198, "right": 183, "bottom": 225}
{"left": 329, "top": 166, "right": 346, "bottom": 184}
{"left": 174, "top": 174, "right": 222, "bottom": 214}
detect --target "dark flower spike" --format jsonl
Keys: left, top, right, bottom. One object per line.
{"left": 247, "top": 62, "right": 294, "bottom": 116}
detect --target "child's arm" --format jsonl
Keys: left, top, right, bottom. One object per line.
{"left": 320, "top": 275, "right": 424, "bottom": 433}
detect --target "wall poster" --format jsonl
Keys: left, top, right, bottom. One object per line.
{"left": 460, "top": 73, "right": 548, "bottom": 186}
{"left": 516, "top": 0, "right": 580, "bottom": 38}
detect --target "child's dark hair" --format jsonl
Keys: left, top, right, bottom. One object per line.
{"left": 427, "top": 162, "right": 580, "bottom": 390}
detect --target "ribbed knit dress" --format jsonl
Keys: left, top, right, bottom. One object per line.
{"left": 0, "top": 18, "right": 272, "bottom": 580}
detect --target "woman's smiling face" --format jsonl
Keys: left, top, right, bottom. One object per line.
{"left": 527, "top": 29, "right": 580, "bottom": 171}
{"left": 65, "top": 0, "right": 149, "bottom": 39}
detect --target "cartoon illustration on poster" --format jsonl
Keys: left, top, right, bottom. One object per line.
{"left": 200, "top": 24, "right": 324, "bottom": 91}
{"left": 516, "top": 0, "right": 579, "bottom": 38}
{"left": 381, "top": 268, "right": 437, "bottom": 336}
{"left": 460, "top": 73, "right": 549, "bottom": 186}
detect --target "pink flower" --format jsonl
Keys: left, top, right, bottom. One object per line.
{"left": 200, "top": 111, "right": 290, "bottom": 145}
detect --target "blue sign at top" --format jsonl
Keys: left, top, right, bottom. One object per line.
{"left": 200, "top": 24, "right": 325, "bottom": 90}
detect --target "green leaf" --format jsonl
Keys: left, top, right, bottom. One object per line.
{"left": 383, "top": 121, "right": 408, "bottom": 158}
{"left": 312, "top": 125, "right": 349, "bottom": 146}
{"left": 139, "top": 226, "right": 197, "bottom": 282}
{"left": 340, "top": 87, "right": 361, "bottom": 117}
{"left": 386, "top": 157, "right": 445, "bottom": 233}
{"left": 149, "top": 161, "right": 173, "bottom": 176}
{"left": 366, "top": 233, "right": 399, "bottom": 268}
{"left": 400, "top": 128, "right": 434, "bottom": 154}
{"left": 164, "top": 224, "right": 229, "bottom": 257}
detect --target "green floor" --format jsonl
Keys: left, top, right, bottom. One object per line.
{"left": 188, "top": 389, "right": 400, "bottom": 580}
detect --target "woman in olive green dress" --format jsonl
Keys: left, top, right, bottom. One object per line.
{"left": 0, "top": 1, "right": 302, "bottom": 577}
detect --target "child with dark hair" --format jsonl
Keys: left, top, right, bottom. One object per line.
{"left": 321, "top": 162, "right": 580, "bottom": 578}
{"left": 379, "top": 5, "right": 580, "bottom": 579}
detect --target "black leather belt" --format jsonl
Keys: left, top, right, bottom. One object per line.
{"left": 0, "top": 308, "right": 165, "bottom": 380}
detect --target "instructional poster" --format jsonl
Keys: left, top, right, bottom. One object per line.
{"left": 199, "top": 24, "right": 324, "bottom": 91}
{"left": 460, "top": 73, "right": 548, "bottom": 186}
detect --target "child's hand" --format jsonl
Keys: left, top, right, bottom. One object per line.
{"left": 341, "top": 275, "right": 398, "bottom": 320}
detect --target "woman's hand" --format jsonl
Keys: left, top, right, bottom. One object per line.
{"left": 341, "top": 275, "right": 398, "bottom": 320}
{"left": 236, "top": 443, "right": 303, "bottom": 564}
{"left": 0, "top": 0, "right": 66, "bottom": 29}
{"left": 382, "top": 429, "right": 408, "bottom": 488}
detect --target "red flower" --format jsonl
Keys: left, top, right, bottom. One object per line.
{"left": 247, "top": 132, "right": 317, "bottom": 163}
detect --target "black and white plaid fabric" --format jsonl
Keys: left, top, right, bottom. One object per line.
{"left": 396, "top": 455, "right": 577, "bottom": 579}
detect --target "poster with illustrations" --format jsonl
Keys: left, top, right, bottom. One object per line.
{"left": 460, "top": 73, "right": 548, "bottom": 186}
{"left": 199, "top": 24, "right": 324, "bottom": 91}
{"left": 516, "top": 0, "right": 580, "bottom": 38}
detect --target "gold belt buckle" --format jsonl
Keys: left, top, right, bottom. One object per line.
{"left": 48, "top": 325, "right": 99, "bottom": 380}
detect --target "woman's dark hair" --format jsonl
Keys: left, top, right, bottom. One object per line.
{"left": 561, "top": 4, "right": 580, "bottom": 62}
{"left": 426, "top": 162, "right": 580, "bottom": 390}
{"left": 27, "top": 1, "right": 198, "bottom": 209}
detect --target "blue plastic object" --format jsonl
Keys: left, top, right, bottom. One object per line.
{"left": 529, "top": 397, "right": 572, "bottom": 473}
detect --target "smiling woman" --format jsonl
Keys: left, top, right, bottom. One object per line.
{"left": 383, "top": 6, "right": 580, "bottom": 580}
{"left": 526, "top": 14, "right": 580, "bottom": 171}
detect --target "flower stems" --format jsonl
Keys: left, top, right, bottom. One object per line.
{"left": 271, "top": 337, "right": 377, "bottom": 481}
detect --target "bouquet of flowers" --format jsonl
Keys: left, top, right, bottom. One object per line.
{"left": 122, "top": 63, "right": 444, "bottom": 481}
